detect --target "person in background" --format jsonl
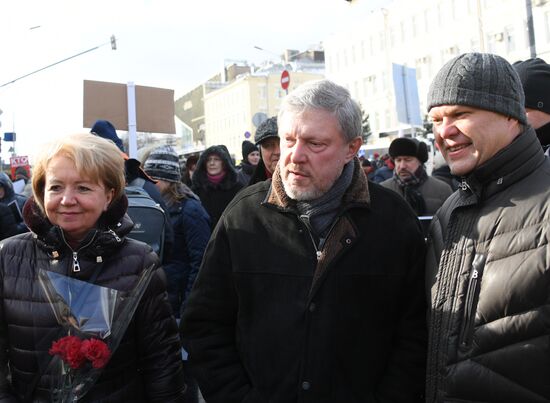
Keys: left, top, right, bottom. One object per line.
{"left": 361, "top": 158, "right": 375, "bottom": 180}
{"left": 182, "top": 79, "right": 427, "bottom": 403}
{"left": 14, "top": 166, "right": 33, "bottom": 197}
{"left": 182, "top": 155, "right": 199, "bottom": 187}
{"left": 371, "top": 153, "right": 394, "bottom": 183}
{"left": 91, "top": 119, "right": 174, "bottom": 261}
{"left": 144, "top": 145, "right": 211, "bottom": 403}
{"left": 0, "top": 203, "right": 18, "bottom": 240}
{"left": 191, "top": 145, "right": 243, "bottom": 229}
{"left": 0, "top": 172, "right": 28, "bottom": 234}
{"left": 236, "top": 140, "right": 260, "bottom": 186}
{"left": 248, "top": 116, "right": 280, "bottom": 185}
{"left": 513, "top": 57, "right": 550, "bottom": 155}
{"left": 0, "top": 133, "right": 185, "bottom": 401}
{"left": 426, "top": 52, "right": 550, "bottom": 403}
{"left": 381, "top": 137, "right": 452, "bottom": 216}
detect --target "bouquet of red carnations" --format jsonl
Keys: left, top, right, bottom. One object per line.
{"left": 37, "top": 265, "right": 154, "bottom": 402}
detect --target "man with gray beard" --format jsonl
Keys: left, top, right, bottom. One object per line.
{"left": 181, "top": 79, "right": 427, "bottom": 403}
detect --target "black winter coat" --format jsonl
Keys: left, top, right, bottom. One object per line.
{"left": 0, "top": 196, "right": 185, "bottom": 402}
{"left": 426, "top": 128, "right": 550, "bottom": 402}
{"left": 0, "top": 172, "right": 28, "bottom": 234}
{"left": 192, "top": 145, "right": 243, "bottom": 229}
{"left": 0, "top": 203, "right": 17, "bottom": 241}
{"left": 182, "top": 160, "right": 427, "bottom": 403}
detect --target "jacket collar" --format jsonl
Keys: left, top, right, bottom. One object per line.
{"left": 461, "top": 126, "right": 546, "bottom": 201}
{"left": 23, "top": 195, "right": 133, "bottom": 256}
{"left": 265, "top": 157, "right": 370, "bottom": 210}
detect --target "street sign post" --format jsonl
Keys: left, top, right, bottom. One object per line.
{"left": 392, "top": 63, "right": 422, "bottom": 135}
{"left": 281, "top": 70, "right": 290, "bottom": 94}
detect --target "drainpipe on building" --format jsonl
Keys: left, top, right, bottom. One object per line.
{"left": 526, "top": 0, "right": 537, "bottom": 57}
{"left": 476, "top": 0, "right": 485, "bottom": 52}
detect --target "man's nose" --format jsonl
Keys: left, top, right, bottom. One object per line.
{"left": 436, "top": 118, "right": 459, "bottom": 139}
{"left": 289, "top": 141, "right": 306, "bottom": 163}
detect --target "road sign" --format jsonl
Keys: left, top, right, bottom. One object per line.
{"left": 10, "top": 155, "right": 28, "bottom": 167}
{"left": 392, "top": 64, "right": 422, "bottom": 127}
{"left": 280, "top": 70, "right": 290, "bottom": 90}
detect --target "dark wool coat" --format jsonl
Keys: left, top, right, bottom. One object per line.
{"left": 380, "top": 175, "right": 453, "bottom": 216}
{"left": 191, "top": 145, "right": 243, "bottom": 229}
{"left": 0, "top": 196, "right": 185, "bottom": 402}
{"left": 182, "top": 160, "right": 427, "bottom": 403}
{"left": 426, "top": 127, "right": 550, "bottom": 403}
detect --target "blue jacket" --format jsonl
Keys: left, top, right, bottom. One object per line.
{"left": 163, "top": 196, "right": 211, "bottom": 319}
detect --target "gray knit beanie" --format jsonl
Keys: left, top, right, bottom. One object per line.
{"left": 144, "top": 145, "right": 181, "bottom": 183}
{"left": 427, "top": 52, "right": 527, "bottom": 124}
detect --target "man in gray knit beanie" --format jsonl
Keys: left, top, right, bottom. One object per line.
{"left": 425, "top": 52, "right": 550, "bottom": 403}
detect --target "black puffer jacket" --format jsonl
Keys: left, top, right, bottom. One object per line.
{"left": 191, "top": 145, "right": 243, "bottom": 229}
{"left": 426, "top": 127, "right": 550, "bottom": 402}
{"left": 0, "top": 196, "right": 185, "bottom": 402}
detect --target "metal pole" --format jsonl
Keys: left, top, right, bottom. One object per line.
{"left": 127, "top": 82, "right": 138, "bottom": 159}
{"left": 526, "top": 0, "right": 537, "bottom": 58}
{"left": 477, "top": 0, "right": 486, "bottom": 52}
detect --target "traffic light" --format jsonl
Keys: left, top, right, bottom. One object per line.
{"left": 110, "top": 35, "right": 117, "bottom": 50}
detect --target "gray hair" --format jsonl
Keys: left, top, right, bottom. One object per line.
{"left": 278, "top": 79, "right": 362, "bottom": 142}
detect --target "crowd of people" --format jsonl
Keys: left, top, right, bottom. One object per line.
{"left": 0, "top": 51, "right": 548, "bottom": 403}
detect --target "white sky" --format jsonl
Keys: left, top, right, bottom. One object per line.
{"left": 0, "top": 0, "right": 389, "bottom": 161}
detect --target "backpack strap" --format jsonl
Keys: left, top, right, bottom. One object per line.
{"left": 128, "top": 177, "right": 146, "bottom": 188}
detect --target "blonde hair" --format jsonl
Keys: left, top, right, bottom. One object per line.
{"left": 32, "top": 133, "right": 125, "bottom": 212}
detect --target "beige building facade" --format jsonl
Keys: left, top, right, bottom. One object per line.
{"left": 204, "top": 69, "right": 324, "bottom": 161}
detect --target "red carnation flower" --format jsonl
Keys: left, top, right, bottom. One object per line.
{"left": 81, "top": 338, "right": 111, "bottom": 369}
{"left": 49, "top": 335, "right": 86, "bottom": 369}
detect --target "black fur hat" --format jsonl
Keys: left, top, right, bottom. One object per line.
{"left": 389, "top": 138, "right": 428, "bottom": 163}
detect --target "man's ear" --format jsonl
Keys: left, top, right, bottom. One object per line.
{"left": 345, "top": 137, "right": 363, "bottom": 162}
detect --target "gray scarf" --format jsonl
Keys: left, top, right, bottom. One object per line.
{"left": 296, "top": 160, "right": 354, "bottom": 244}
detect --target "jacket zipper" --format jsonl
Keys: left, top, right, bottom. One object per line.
{"left": 59, "top": 230, "right": 98, "bottom": 273}
{"left": 299, "top": 215, "right": 322, "bottom": 262}
{"left": 458, "top": 253, "right": 486, "bottom": 350}
{"left": 459, "top": 178, "right": 471, "bottom": 192}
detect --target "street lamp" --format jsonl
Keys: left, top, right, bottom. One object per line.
{"left": 0, "top": 35, "right": 117, "bottom": 89}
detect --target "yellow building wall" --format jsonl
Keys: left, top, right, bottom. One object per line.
{"left": 204, "top": 70, "right": 324, "bottom": 162}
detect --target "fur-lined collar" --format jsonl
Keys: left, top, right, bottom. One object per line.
{"left": 265, "top": 158, "right": 371, "bottom": 210}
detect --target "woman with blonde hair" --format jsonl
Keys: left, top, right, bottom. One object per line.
{"left": 0, "top": 133, "right": 185, "bottom": 402}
